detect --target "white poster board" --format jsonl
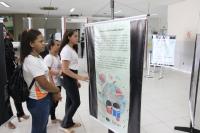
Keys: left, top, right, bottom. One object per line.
{"left": 189, "top": 34, "right": 200, "bottom": 130}
{"left": 94, "top": 20, "right": 131, "bottom": 133}
{"left": 151, "top": 35, "right": 176, "bottom": 66}
{"left": 86, "top": 16, "right": 147, "bottom": 133}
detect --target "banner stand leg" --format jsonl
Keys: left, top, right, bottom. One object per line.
{"left": 152, "top": 64, "right": 157, "bottom": 73}
{"left": 145, "top": 52, "right": 153, "bottom": 78}
{"left": 174, "top": 126, "right": 200, "bottom": 133}
{"left": 175, "top": 123, "right": 200, "bottom": 133}
{"left": 158, "top": 65, "right": 164, "bottom": 80}
{"left": 108, "top": 129, "right": 114, "bottom": 133}
{"left": 151, "top": 63, "right": 157, "bottom": 74}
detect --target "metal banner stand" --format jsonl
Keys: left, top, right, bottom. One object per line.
{"left": 145, "top": 52, "right": 153, "bottom": 78}
{"left": 174, "top": 35, "right": 200, "bottom": 133}
{"left": 145, "top": 17, "right": 153, "bottom": 78}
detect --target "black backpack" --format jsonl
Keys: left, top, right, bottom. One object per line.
{"left": 8, "top": 65, "right": 35, "bottom": 102}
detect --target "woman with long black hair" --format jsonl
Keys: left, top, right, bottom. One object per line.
{"left": 59, "top": 30, "right": 88, "bottom": 133}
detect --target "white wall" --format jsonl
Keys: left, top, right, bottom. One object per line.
{"left": 151, "top": 5, "right": 168, "bottom": 32}
{"left": 168, "top": 0, "right": 200, "bottom": 73}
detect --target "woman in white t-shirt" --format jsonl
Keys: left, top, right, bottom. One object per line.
{"left": 44, "top": 38, "right": 62, "bottom": 124}
{"left": 59, "top": 30, "right": 89, "bottom": 133}
{"left": 20, "top": 29, "right": 62, "bottom": 133}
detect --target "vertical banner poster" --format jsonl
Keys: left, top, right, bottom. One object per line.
{"left": 151, "top": 35, "right": 176, "bottom": 66}
{"left": 189, "top": 34, "right": 200, "bottom": 130}
{"left": 86, "top": 16, "right": 147, "bottom": 133}
{"left": 0, "top": 22, "right": 13, "bottom": 126}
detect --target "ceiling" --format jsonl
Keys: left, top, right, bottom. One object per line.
{"left": 0, "top": 0, "right": 185, "bottom": 17}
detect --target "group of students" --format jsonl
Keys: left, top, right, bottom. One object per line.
{"left": 16, "top": 29, "right": 89, "bottom": 133}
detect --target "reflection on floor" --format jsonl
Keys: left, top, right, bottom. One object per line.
{"left": 0, "top": 62, "right": 191, "bottom": 133}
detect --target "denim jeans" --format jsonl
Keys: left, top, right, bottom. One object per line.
{"left": 27, "top": 95, "right": 50, "bottom": 133}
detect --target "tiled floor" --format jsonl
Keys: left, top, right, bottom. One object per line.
{"left": 0, "top": 60, "right": 191, "bottom": 133}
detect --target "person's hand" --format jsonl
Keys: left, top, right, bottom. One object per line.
{"left": 80, "top": 75, "right": 89, "bottom": 81}
{"left": 53, "top": 92, "right": 62, "bottom": 102}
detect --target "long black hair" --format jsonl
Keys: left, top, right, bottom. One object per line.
{"left": 59, "top": 29, "right": 78, "bottom": 54}
{"left": 20, "top": 29, "right": 42, "bottom": 63}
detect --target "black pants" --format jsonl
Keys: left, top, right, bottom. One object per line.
{"left": 7, "top": 76, "right": 25, "bottom": 118}
{"left": 50, "top": 86, "right": 61, "bottom": 120}
{"left": 14, "top": 100, "right": 25, "bottom": 117}
{"left": 61, "top": 70, "right": 80, "bottom": 128}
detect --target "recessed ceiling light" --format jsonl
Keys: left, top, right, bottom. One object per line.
{"left": 115, "top": 10, "right": 121, "bottom": 14}
{"left": 70, "top": 8, "right": 75, "bottom": 13}
{"left": 0, "top": 2, "right": 10, "bottom": 8}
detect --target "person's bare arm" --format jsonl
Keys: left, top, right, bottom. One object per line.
{"left": 62, "top": 60, "right": 88, "bottom": 81}
{"left": 49, "top": 69, "right": 61, "bottom": 76}
{"left": 35, "top": 75, "right": 59, "bottom": 93}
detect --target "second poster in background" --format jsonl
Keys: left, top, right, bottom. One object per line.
{"left": 151, "top": 35, "right": 176, "bottom": 66}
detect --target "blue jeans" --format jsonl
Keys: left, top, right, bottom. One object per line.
{"left": 27, "top": 95, "right": 50, "bottom": 133}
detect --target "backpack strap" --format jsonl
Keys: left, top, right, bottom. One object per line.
{"left": 29, "top": 79, "right": 35, "bottom": 90}
{"left": 21, "top": 64, "right": 35, "bottom": 90}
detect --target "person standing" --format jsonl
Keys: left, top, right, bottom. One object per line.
{"left": 59, "top": 30, "right": 89, "bottom": 133}
{"left": 3, "top": 25, "right": 29, "bottom": 129}
{"left": 44, "top": 37, "right": 62, "bottom": 124}
{"left": 20, "top": 29, "right": 62, "bottom": 133}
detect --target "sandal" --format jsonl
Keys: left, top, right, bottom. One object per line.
{"left": 72, "top": 123, "right": 81, "bottom": 128}
{"left": 18, "top": 115, "right": 30, "bottom": 122}
{"left": 59, "top": 127, "right": 74, "bottom": 133}
{"left": 51, "top": 119, "right": 62, "bottom": 124}
{"left": 8, "top": 121, "right": 16, "bottom": 129}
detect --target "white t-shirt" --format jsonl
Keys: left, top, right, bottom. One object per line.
{"left": 23, "top": 55, "right": 49, "bottom": 100}
{"left": 60, "top": 45, "right": 78, "bottom": 70}
{"left": 44, "top": 54, "right": 61, "bottom": 86}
